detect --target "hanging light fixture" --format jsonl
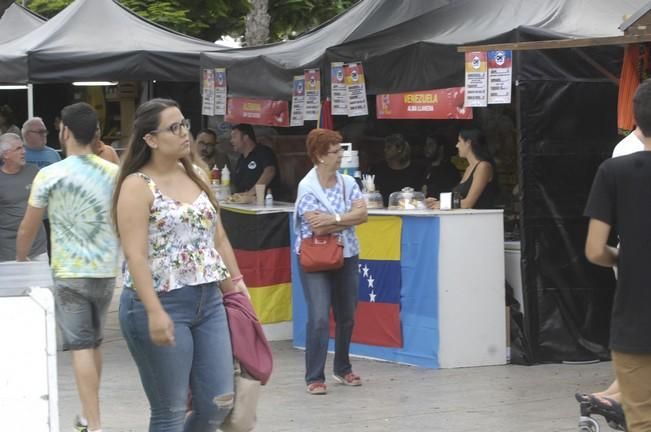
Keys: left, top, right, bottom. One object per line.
{"left": 72, "top": 81, "right": 118, "bottom": 86}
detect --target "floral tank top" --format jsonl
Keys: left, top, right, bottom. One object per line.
{"left": 122, "top": 172, "right": 230, "bottom": 292}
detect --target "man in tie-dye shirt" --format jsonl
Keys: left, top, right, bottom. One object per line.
{"left": 16, "top": 102, "right": 118, "bottom": 432}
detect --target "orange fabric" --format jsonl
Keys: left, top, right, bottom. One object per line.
{"left": 618, "top": 45, "right": 648, "bottom": 132}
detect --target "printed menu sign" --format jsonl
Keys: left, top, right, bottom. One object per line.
{"left": 487, "top": 50, "right": 512, "bottom": 104}
{"left": 344, "top": 62, "right": 368, "bottom": 117}
{"left": 331, "top": 62, "right": 348, "bottom": 115}
{"left": 290, "top": 75, "right": 306, "bottom": 127}
{"left": 214, "top": 68, "right": 227, "bottom": 115}
{"left": 201, "top": 68, "right": 215, "bottom": 116}
{"left": 303, "top": 68, "right": 321, "bottom": 121}
{"left": 464, "top": 51, "right": 487, "bottom": 107}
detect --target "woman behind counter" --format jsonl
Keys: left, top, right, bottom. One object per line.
{"left": 114, "top": 98, "right": 246, "bottom": 431}
{"left": 426, "top": 129, "right": 497, "bottom": 209}
{"left": 295, "top": 128, "right": 368, "bottom": 395}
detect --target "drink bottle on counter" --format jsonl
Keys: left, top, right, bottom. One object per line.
{"left": 210, "top": 165, "right": 221, "bottom": 184}
{"left": 221, "top": 165, "right": 230, "bottom": 186}
{"left": 265, "top": 189, "right": 273, "bottom": 207}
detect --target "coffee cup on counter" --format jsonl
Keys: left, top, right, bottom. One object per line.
{"left": 255, "top": 184, "right": 266, "bottom": 206}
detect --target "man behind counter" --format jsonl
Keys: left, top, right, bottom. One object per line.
{"left": 231, "top": 123, "right": 283, "bottom": 199}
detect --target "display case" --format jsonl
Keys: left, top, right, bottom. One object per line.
{"left": 388, "top": 187, "right": 427, "bottom": 210}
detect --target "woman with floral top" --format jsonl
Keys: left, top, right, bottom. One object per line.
{"left": 113, "top": 98, "right": 246, "bottom": 432}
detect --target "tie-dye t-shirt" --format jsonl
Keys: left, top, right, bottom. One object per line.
{"left": 29, "top": 154, "right": 119, "bottom": 278}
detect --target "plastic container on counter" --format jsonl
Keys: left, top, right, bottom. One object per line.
{"left": 363, "top": 191, "right": 384, "bottom": 209}
{"left": 388, "top": 187, "right": 426, "bottom": 210}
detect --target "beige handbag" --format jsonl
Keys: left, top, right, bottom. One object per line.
{"left": 220, "top": 361, "right": 261, "bottom": 432}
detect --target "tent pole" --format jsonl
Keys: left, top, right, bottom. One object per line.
{"left": 27, "top": 84, "right": 34, "bottom": 118}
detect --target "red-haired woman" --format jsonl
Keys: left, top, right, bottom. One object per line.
{"left": 294, "top": 128, "right": 368, "bottom": 395}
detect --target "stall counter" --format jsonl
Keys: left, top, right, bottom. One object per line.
{"left": 291, "top": 209, "right": 506, "bottom": 369}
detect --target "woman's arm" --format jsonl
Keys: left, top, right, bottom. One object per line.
{"left": 214, "top": 216, "right": 248, "bottom": 295}
{"left": 117, "top": 176, "right": 175, "bottom": 346}
{"left": 461, "top": 161, "right": 493, "bottom": 209}
{"left": 306, "top": 198, "right": 368, "bottom": 235}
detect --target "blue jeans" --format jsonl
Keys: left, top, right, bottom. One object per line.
{"left": 299, "top": 256, "right": 359, "bottom": 384}
{"left": 119, "top": 283, "right": 233, "bottom": 432}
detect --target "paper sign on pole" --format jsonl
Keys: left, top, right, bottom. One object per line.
{"left": 303, "top": 69, "right": 321, "bottom": 121}
{"left": 487, "top": 50, "right": 512, "bottom": 104}
{"left": 464, "top": 51, "right": 487, "bottom": 107}
{"left": 331, "top": 62, "right": 348, "bottom": 115}
{"left": 290, "top": 75, "right": 305, "bottom": 127}
{"left": 214, "top": 68, "right": 227, "bottom": 115}
{"left": 344, "top": 62, "right": 368, "bottom": 117}
{"left": 201, "top": 68, "right": 215, "bottom": 116}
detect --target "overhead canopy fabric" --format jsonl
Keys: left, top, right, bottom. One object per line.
{"left": 201, "top": 0, "right": 646, "bottom": 98}
{"left": 0, "top": 3, "right": 45, "bottom": 44}
{"left": 0, "top": 0, "right": 223, "bottom": 83}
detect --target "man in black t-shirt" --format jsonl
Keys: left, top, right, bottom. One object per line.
{"left": 230, "top": 124, "right": 283, "bottom": 199}
{"left": 584, "top": 79, "right": 651, "bottom": 432}
{"left": 370, "top": 134, "right": 425, "bottom": 206}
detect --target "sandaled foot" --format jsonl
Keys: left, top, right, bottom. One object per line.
{"left": 588, "top": 395, "right": 626, "bottom": 425}
{"left": 333, "top": 372, "right": 362, "bottom": 386}
{"left": 306, "top": 382, "right": 327, "bottom": 395}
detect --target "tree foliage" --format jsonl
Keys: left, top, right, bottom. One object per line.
{"left": 22, "top": 0, "right": 356, "bottom": 43}
{"left": 268, "top": 0, "right": 356, "bottom": 41}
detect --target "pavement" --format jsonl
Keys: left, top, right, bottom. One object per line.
{"left": 56, "top": 287, "right": 616, "bottom": 432}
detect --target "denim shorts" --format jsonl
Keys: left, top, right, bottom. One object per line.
{"left": 53, "top": 277, "right": 115, "bottom": 351}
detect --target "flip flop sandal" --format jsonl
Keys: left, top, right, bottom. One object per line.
{"left": 306, "top": 382, "right": 327, "bottom": 395}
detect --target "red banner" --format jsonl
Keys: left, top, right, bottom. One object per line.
{"left": 376, "top": 87, "right": 472, "bottom": 120}
{"left": 225, "top": 97, "right": 290, "bottom": 127}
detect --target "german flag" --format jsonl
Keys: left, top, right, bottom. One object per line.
{"left": 221, "top": 207, "right": 292, "bottom": 324}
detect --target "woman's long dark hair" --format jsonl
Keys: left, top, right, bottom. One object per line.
{"left": 111, "top": 98, "right": 219, "bottom": 235}
{"left": 459, "top": 129, "right": 494, "bottom": 165}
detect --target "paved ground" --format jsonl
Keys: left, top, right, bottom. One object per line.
{"left": 57, "top": 289, "right": 616, "bottom": 432}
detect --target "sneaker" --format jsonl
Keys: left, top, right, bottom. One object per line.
{"left": 306, "top": 381, "right": 327, "bottom": 395}
{"left": 73, "top": 415, "right": 88, "bottom": 432}
{"left": 333, "top": 372, "right": 362, "bottom": 386}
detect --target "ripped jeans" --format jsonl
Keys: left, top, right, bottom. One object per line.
{"left": 119, "top": 283, "right": 233, "bottom": 432}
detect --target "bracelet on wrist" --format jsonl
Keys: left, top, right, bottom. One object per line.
{"left": 231, "top": 275, "right": 244, "bottom": 283}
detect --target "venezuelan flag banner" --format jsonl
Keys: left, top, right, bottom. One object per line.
{"left": 330, "top": 216, "right": 402, "bottom": 347}
{"left": 221, "top": 208, "right": 292, "bottom": 323}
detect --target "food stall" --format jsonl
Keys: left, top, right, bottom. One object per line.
{"left": 221, "top": 201, "right": 506, "bottom": 369}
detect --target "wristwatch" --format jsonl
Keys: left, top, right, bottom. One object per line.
{"left": 335, "top": 213, "right": 342, "bottom": 224}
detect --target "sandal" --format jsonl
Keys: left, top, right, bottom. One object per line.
{"left": 306, "top": 382, "right": 327, "bottom": 395}
{"left": 333, "top": 372, "right": 362, "bottom": 386}
{"left": 588, "top": 395, "right": 626, "bottom": 427}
